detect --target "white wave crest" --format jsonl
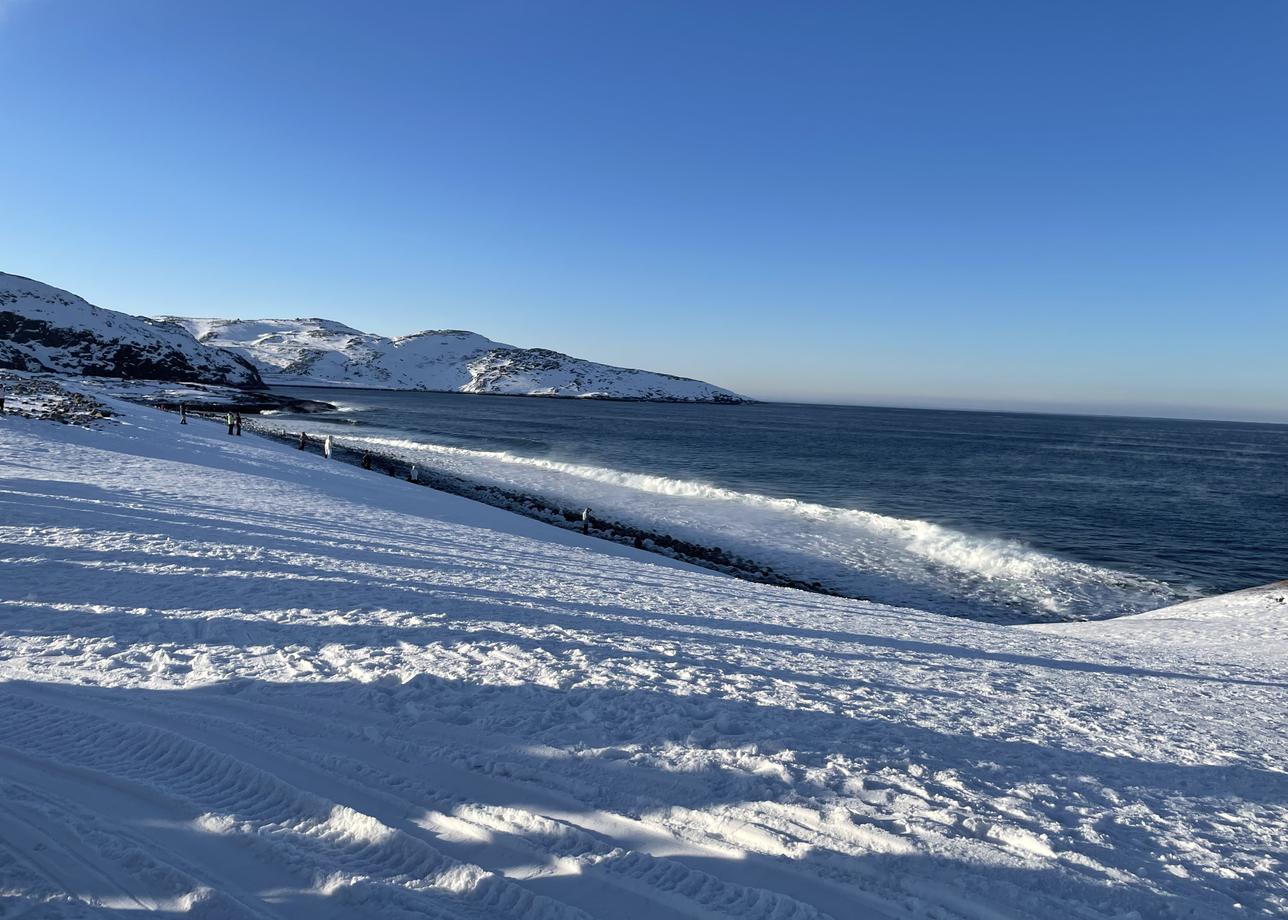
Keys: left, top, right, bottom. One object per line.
{"left": 333, "top": 432, "right": 1179, "bottom": 620}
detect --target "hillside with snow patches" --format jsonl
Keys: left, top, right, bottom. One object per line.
{"left": 160, "top": 316, "right": 750, "bottom": 401}
{"left": 1, "top": 388, "right": 1285, "bottom": 918}
{"left": 0, "top": 273, "right": 260, "bottom": 386}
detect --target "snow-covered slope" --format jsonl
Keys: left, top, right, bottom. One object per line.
{"left": 2, "top": 393, "right": 1284, "bottom": 918}
{"left": 0, "top": 273, "right": 261, "bottom": 386}
{"left": 1036, "top": 579, "right": 1288, "bottom": 661}
{"left": 162, "top": 316, "right": 748, "bottom": 401}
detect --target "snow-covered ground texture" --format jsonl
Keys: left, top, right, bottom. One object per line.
{"left": 2, "top": 398, "right": 1285, "bottom": 919}
{"left": 1037, "top": 580, "right": 1288, "bottom": 664}
{"left": 0, "top": 273, "right": 261, "bottom": 386}
{"left": 300, "top": 424, "right": 1181, "bottom": 623}
{"left": 160, "top": 316, "right": 749, "bottom": 402}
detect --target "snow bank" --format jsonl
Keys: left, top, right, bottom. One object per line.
{"left": 1, "top": 394, "right": 1285, "bottom": 918}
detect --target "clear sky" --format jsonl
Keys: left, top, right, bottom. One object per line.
{"left": 1, "top": 0, "right": 1285, "bottom": 420}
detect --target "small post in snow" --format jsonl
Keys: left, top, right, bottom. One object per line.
{"left": 323, "top": 435, "right": 333, "bottom": 459}
{"left": 298, "top": 431, "right": 308, "bottom": 450}
{"left": 180, "top": 403, "right": 187, "bottom": 425}
{"left": 582, "top": 507, "right": 592, "bottom": 535}
{"left": 226, "top": 412, "right": 234, "bottom": 435}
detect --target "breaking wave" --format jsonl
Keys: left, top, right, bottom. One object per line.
{"left": 336, "top": 432, "right": 1182, "bottom": 621}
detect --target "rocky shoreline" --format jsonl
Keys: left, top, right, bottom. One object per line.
{"left": 226, "top": 412, "right": 847, "bottom": 598}
{"left": 0, "top": 371, "right": 114, "bottom": 425}
{"left": 2, "top": 374, "right": 837, "bottom": 599}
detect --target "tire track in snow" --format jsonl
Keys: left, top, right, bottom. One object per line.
{"left": 0, "top": 687, "right": 861, "bottom": 920}
{"left": 0, "top": 780, "right": 272, "bottom": 919}
{"left": 0, "top": 691, "right": 588, "bottom": 920}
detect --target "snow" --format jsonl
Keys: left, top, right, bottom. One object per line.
{"left": 1036, "top": 580, "right": 1288, "bottom": 664}
{"left": 1, "top": 393, "right": 1285, "bottom": 918}
{"left": 0, "top": 273, "right": 259, "bottom": 386}
{"left": 159, "top": 316, "right": 749, "bottom": 402}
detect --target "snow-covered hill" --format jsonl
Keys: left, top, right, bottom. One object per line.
{"left": 2, "top": 391, "right": 1285, "bottom": 918}
{"left": 0, "top": 273, "right": 261, "bottom": 386}
{"left": 161, "top": 316, "right": 749, "bottom": 401}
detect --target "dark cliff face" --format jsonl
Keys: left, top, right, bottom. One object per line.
{"left": 0, "top": 310, "right": 263, "bottom": 386}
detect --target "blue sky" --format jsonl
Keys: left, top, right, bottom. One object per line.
{"left": 1, "top": 0, "right": 1285, "bottom": 419}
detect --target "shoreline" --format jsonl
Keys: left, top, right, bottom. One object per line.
{"left": 12, "top": 373, "right": 1253, "bottom": 625}
{"left": 215, "top": 410, "right": 854, "bottom": 602}
{"left": 192, "top": 404, "right": 1194, "bottom": 626}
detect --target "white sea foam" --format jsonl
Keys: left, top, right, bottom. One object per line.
{"left": 332, "top": 432, "right": 1181, "bottom": 621}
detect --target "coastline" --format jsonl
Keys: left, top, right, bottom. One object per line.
{"left": 3, "top": 390, "right": 1284, "bottom": 917}
{"left": 232, "top": 410, "right": 851, "bottom": 601}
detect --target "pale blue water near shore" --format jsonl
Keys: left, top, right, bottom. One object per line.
{"left": 267, "top": 389, "right": 1288, "bottom": 621}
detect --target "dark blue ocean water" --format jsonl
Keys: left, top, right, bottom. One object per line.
{"left": 268, "top": 389, "right": 1288, "bottom": 620}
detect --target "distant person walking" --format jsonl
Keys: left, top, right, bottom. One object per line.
{"left": 226, "top": 412, "right": 234, "bottom": 435}
{"left": 361, "top": 451, "right": 373, "bottom": 470}
{"left": 323, "top": 435, "right": 333, "bottom": 459}
{"left": 409, "top": 465, "right": 419, "bottom": 483}
{"left": 298, "top": 431, "right": 308, "bottom": 450}
{"left": 234, "top": 412, "right": 243, "bottom": 436}
{"left": 582, "top": 507, "right": 592, "bottom": 535}
{"left": 179, "top": 403, "right": 187, "bottom": 425}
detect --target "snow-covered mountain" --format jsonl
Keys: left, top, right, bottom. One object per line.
{"left": 0, "top": 272, "right": 261, "bottom": 386}
{"left": 160, "top": 316, "right": 749, "bottom": 402}
{"left": 0, "top": 269, "right": 746, "bottom": 400}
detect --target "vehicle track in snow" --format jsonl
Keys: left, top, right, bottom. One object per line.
{"left": 0, "top": 684, "right": 871, "bottom": 919}
{"left": 2, "top": 398, "right": 1285, "bottom": 918}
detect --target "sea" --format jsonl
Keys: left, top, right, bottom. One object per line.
{"left": 263, "top": 389, "right": 1288, "bottom": 623}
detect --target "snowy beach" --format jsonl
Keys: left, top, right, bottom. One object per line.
{"left": 249, "top": 387, "right": 1288, "bottom": 624}
{"left": 2, "top": 392, "right": 1285, "bottom": 918}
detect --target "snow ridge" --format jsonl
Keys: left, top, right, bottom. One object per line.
{"left": 160, "top": 316, "right": 749, "bottom": 402}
